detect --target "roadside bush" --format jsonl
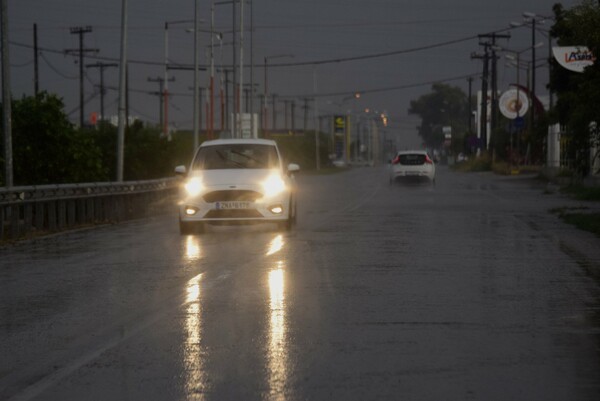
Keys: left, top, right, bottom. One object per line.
{"left": 452, "top": 153, "right": 492, "bottom": 172}
{"left": 2, "top": 92, "right": 106, "bottom": 185}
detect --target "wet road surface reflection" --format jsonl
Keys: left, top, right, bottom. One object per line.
{"left": 266, "top": 234, "right": 284, "bottom": 256}
{"left": 185, "top": 236, "right": 202, "bottom": 261}
{"left": 268, "top": 263, "right": 288, "bottom": 399}
{"left": 184, "top": 273, "right": 206, "bottom": 398}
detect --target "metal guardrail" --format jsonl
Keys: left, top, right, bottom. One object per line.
{"left": 0, "top": 178, "right": 180, "bottom": 241}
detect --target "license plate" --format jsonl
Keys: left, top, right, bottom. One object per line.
{"left": 405, "top": 171, "right": 420, "bottom": 176}
{"left": 215, "top": 201, "right": 251, "bottom": 210}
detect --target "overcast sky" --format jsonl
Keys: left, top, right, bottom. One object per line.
{"left": 6, "top": 0, "right": 580, "bottom": 148}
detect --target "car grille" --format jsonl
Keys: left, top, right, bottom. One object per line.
{"left": 204, "top": 209, "right": 263, "bottom": 218}
{"left": 202, "top": 190, "right": 262, "bottom": 203}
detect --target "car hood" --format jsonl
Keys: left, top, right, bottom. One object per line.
{"left": 188, "top": 169, "right": 280, "bottom": 187}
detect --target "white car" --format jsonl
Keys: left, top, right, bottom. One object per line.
{"left": 389, "top": 150, "right": 436, "bottom": 184}
{"left": 175, "top": 139, "right": 299, "bottom": 234}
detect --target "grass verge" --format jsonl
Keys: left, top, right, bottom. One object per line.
{"left": 561, "top": 185, "right": 600, "bottom": 201}
{"left": 550, "top": 207, "right": 600, "bottom": 237}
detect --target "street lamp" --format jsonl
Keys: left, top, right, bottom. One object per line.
{"left": 193, "top": 0, "right": 200, "bottom": 152}
{"left": 263, "top": 54, "right": 294, "bottom": 137}
{"left": 511, "top": 12, "right": 549, "bottom": 135}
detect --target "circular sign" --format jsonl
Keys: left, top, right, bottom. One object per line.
{"left": 499, "top": 89, "right": 529, "bottom": 120}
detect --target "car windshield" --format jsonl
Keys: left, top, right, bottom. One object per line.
{"left": 192, "top": 144, "right": 280, "bottom": 170}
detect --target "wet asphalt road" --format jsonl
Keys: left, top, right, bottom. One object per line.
{"left": 1, "top": 166, "right": 600, "bottom": 401}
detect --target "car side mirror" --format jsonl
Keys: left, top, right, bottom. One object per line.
{"left": 175, "top": 165, "right": 187, "bottom": 176}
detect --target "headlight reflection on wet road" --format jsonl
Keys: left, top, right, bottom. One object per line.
{"left": 268, "top": 261, "right": 288, "bottom": 399}
{"left": 185, "top": 236, "right": 202, "bottom": 261}
{"left": 266, "top": 234, "right": 284, "bottom": 256}
{"left": 184, "top": 273, "right": 206, "bottom": 397}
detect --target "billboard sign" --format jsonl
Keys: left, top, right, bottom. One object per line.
{"left": 334, "top": 115, "right": 346, "bottom": 135}
{"left": 499, "top": 88, "right": 529, "bottom": 120}
{"left": 553, "top": 46, "right": 595, "bottom": 73}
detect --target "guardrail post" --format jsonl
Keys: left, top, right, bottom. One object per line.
{"left": 35, "top": 202, "right": 44, "bottom": 231}
{"left": 58, "top": 200, "right": 66, "bottom": 229}
{"left": 24, "top": 203, "right": 33, "bottom": 236}
{"left": 48, "top": 201, "right": 57, "bottom": 231}
{"left": 0, "top": 205, "right": 5, "bottom": 239}
{"left": 10, "top": 205, "right": 19, "bottom": 239}
{"left": 86, "top": 198, "right": 94, "bottom": 223}
{"left": 77, "top": 199, "right": 85, "bottom": 225}
{"left": 67, "top": 200, "right": 76, "bottom": 227}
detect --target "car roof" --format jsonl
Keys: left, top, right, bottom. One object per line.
{"left": 199, "top": 138, "right": 277, "bottom": 147}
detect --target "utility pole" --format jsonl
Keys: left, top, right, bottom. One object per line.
{"left": 148, "top": 76, "right": 174, "bottom": 130}
{"left": 87, "top": 62, "right": 118, "bottom": 123}
{"left": 271, "top": 93, "right": 277, "bottom": 131}
{"left": 193, "top": 0, "right": 200, "bottom": 151}
{"left": 33, "top": 23, "right": 39, "bottom": 95}
{"left": 189, "top": 86, "right": 205, "bottom": 136}
{"left": 467, "top": 76, "right": 473, "bottom": 136}
{"left": 222, "top": 68, "right": 232, "bottom": 133}
{"left": 116, "top": 0, "right": 128, "bottom": 182}
{"left": 471, "top": 43, "right": 490, "bottom": 152}
{"left": 283, "top": 100, "right": 291, "bottom": 131}
{"left": 2, "top": 0, "right": 13, "bottom": 187}
{"left": 243, "top": 87, "right": 251, "bottom": 113}
{"left": 232, "top": 0, "right": 237, "bottom": 138}
{"left": 302, "top": 97, "right": 313, "bottom": 133}
{"left": 238, "top": 0, "right": 244, "bottom": 138}
{"left": 65, "top": 26, "right": 98, "bottom": 128}
{"left": 291, "top": 100, "right": 296, "bottom": 133}
{"left": 478, "top": 32, "right": 510, "bottom": 153}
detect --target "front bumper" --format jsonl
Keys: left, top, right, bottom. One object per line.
{"left": 178, "top": 186, "right": 291, "bottom": 223}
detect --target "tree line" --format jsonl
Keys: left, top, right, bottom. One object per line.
{"left": 0, "top": 91, "right": 329, "bottom": 186}
{"left": 0, "top": 91, "right": 197, "bottom": 186}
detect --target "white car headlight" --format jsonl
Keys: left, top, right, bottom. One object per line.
{"left": 184, "top": 177, "right": 204, "bottom": 197}
{"left": 262, "top": 174, "right": 286, "bottom": 198}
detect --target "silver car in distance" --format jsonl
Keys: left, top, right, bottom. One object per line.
{"left": 389, "top": 150, "right": 436, "bottom": 185}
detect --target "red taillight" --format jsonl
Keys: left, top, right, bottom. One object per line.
{"left": 425, "top": 154, "right": 433, "bottom": 164}
{"left": 392, "top": 156, "right": 400, "bottom": 164}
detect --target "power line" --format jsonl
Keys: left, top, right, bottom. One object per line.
{"left": 66, "top": 89, "right": 100, "bottom": 117}
{"left": 10, "top": 59, "right": 33, "bottom": 67}
{"left": 40, "top": 52, "right": 77, "bottom": 79}
{"left": 287, "top": 72, "right": 480, "bottom": 100}
{"left": 8, "top": 27, "right": 514, "bottom": 69}
{"left": 253, "top": 17, "right": 497, "bottom": 31}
